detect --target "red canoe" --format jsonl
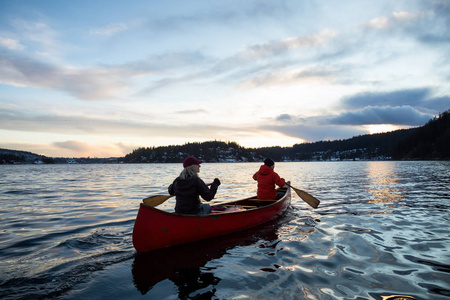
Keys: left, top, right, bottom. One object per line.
{"left": 132, "top": 186, "right": 291, "bottom": 252}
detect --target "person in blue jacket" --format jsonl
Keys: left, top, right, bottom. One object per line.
{"left": 168, "top": 156, "right": 221, "bottom": 214}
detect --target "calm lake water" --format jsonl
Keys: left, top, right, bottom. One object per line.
{"left": 0, "top": 161, "right": 449, "bottom": 300}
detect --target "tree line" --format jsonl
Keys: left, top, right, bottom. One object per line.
{"left": 392, "top": 109, "right": 450, "bottom": 159}
{"left": 123, "top": 109, "right": 450, "bottom": 163}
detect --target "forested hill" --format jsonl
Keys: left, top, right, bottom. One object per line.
{"left": 123, "top": 109, "right": 449, "bottom": 163}
{"left": 0, "top": 149, "right": 117, "bottom": 164}
{"left": 0, "top": 148, "right": 51, "bottom": 164}
{"left": 122, "top": 129, "right": 416, "bottom": 163}
{"left": 392, "top": 109, "right": 450, "bottom": 159}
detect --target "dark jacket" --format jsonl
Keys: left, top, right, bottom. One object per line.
{"left": 168, "top": 176, "right": 219, "bottom": 214}
{"left": 252, "top": 165, "right": 286, "bottom": 200}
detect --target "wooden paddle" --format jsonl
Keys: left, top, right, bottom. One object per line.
{"left": 287, "top": 183, "right": 320, "bottom": 208}
{"left": 142, "top": 183, "right": 213, "bottom": 208}
{"left": 143, "top": 194, "right": 173, "bottom": 207}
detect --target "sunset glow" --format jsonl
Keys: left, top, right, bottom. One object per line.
{"left": 0, "top": 1, "right": 448, "bottom": 157}
{"left": 366, "top": 125, "right": 403, "bottom": 135}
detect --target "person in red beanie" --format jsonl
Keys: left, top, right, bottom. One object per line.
{"left": 253, "top": 158, "right": 287, "bottom": 200}
{"left": 168, "top": 156, "right": 221, "bottom": 214}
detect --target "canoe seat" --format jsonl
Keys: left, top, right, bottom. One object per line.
{"left": 247, "top": 199, "right": 277, "bottom": 202}
{"left": 224, "top": 205, "right": 257, "bottom": 209}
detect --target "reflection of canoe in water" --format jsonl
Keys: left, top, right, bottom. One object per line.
{"left": 132, "top": 216, "right": 282, "bottom": 295}
{"left": 132, "top": 186, "right": 291, "bottom": 253}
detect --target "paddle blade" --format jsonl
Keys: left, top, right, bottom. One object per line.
{"left": 290, "top": 185, "right": 320, "bottom": 208}
{"left": 142, "top": 195, "right": 173, "bottom": 207}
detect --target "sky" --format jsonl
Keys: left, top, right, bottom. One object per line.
{"left": 0, "top": 0, "right": 449, "bottom": 158}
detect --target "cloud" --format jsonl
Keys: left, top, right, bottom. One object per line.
{"left": 342, "top": 88, "right": 430, "bottom": 109}
{"left": 140, "top": 29, "right": 339, "bottom": 95}
{"left": 53, "top": 140, "right": 91, "bottom": 152}
{"left": 363, "top": 2, "right": 450, "bottom": 45}
{"left": 264, "top": 123, "right": 366, "bottom": 142}
{"left": 127, "top": 51, "right": 207, "bottom": 74}
{"left": 1, "top": 48, "right": 210, "bottom": 100}
{"left": 0, "top": 106, "right": 250, "bottom": 140}
{"left": 276, "top": 114, "right": 293, "bottom": 122}
{"left": 328, "top": 106, "right": 433, "bottom": 126}
{"left": 10, "top": 19, "right": 61, "bottom": 55}
{"left": 225, "top": 30, "right": 337, "bottom": 68}
{"left": 243, "top": 29, "right": 337, "bottom": 58}
{"left": 59, "top": 141, "right": 130, "bottom": 157}
{"left": 264, "top": 106, "right": 433, "bottom": 142}
{"left": 0, "top": 52, "right": 129, "bottom": 100}
{"left": 364, "top": 10, "right": 426, "bottom": 31}
{"left": 418, "top": 0, "right": 450, "bottom": 44}
{"left": 89, "top": 18, "right": 145, "bottom": 36}
{"left": 176, "top": 109, "right": 208, "bottom": 115}
{"left": 366, "top": 17, "right": 391, "bottom": 29}
{"left": 238, "top": 66, "right": 337, "bottom": 89}
{"left": 0, "top": 37, "right": 25, "bottom": 50}
{"left": 1, "top": 17, "right": 339, "bottom": 100}
{"left": 428, "top": 96, "right": 450, "bottom": 112}
{"left": 90, "top": 22, "right": 129, "bottom": 36}
{"left": 341, "top": 88, "right": 450, "bottom": 114}
{"left": 51, "top": 140, "right": 136, "bottom": 157}
{"left": 147, "top": 2, "right": 297, "bottom": 35}
{"left": 263, "top": 87, "right": 448, "bottom": 141}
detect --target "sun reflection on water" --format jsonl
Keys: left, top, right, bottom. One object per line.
{"left": 365, "top": 162, "right": 405, "bottom": 204}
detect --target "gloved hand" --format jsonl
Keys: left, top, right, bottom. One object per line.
{"left": 213, "top": 178, "right": 221, "bottom": 186}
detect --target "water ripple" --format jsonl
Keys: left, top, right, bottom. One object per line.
{"left": 0, "top": 162, "right": 449, "bottom": 299}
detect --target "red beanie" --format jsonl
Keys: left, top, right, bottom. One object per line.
{"left": 183, "top": 156, "right": 203, "bottom": 168}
